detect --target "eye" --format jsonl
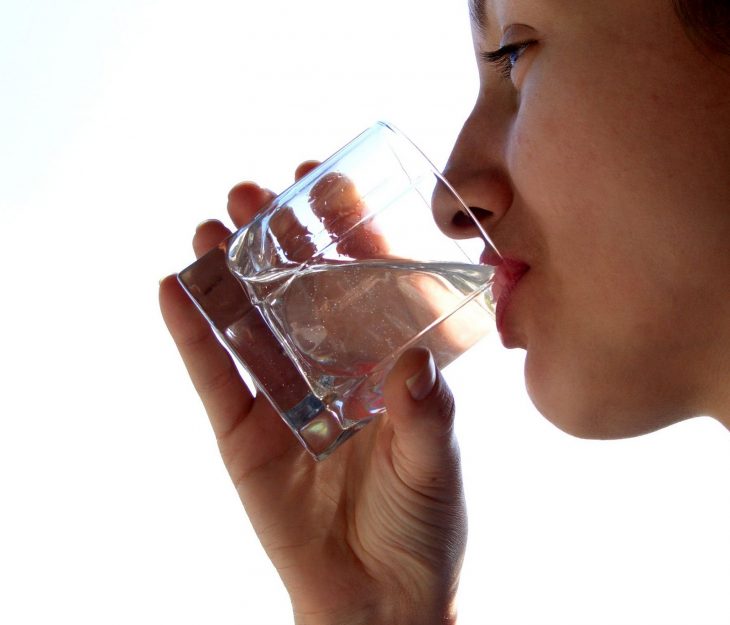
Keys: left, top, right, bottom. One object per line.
{"left": 481, "top": 40, "right": 536, "bottom": 81}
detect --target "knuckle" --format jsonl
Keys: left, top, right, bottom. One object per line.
{"left": 196, "top": 363, "right": 236, "bottom": 396}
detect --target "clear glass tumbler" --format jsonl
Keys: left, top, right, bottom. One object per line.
{"left": 178, "top": 122, "right": 499, "bottom": 459}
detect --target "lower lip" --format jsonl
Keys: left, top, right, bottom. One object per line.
{"left": 483, "top": 256, "right": 529, "bottom": 344}
{"left": 495, "top": 279, "right": 523, "bottom": 343}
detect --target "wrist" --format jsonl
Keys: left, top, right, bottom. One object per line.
{"left": 293, "top": 596, "right": 457, "bottom": 625}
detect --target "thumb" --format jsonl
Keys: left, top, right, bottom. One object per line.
{"left": 383, "top": 347, "right": 459, "bottom": 481}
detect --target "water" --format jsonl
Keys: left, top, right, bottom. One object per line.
{"left": 233, "top": 259, "right": 494, "bottom": 405}
{"left": 180, "top": 243, "right": 495, "bottom": 457}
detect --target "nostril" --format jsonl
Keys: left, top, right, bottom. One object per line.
{"left": 452, "top": 206, "right": 492, "bottom": 227}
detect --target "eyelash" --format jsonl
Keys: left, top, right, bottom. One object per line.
{"left": 481, "top": 40, "right": 536, "bottom": 80}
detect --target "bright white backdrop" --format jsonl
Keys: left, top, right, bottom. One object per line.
{"left": 1, "top": 1, "right": 728, "bottom": 623}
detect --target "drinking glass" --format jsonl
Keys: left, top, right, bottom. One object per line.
{"left": 178, "top": 122, "right": 499, "bottom": 459}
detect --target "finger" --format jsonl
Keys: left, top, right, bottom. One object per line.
{"left": 383, "top": 348, "right": 461, "bottom": 491}
{"left": 159, "top": 274, "right": 254, "bottom": 440}
{"left": 193, "top": 219, "right": 232, "bottom": 258}
{"left": 294, "top": 160, "right": 321, "bottom": 181}
{"left": 227, "top": 182, "right": 276, "bottom": 230}
{"left": 268, "top": 206, "right": 318, "bottom": 262}
{"left": 308, "top": 172, "right": 390, "bottom": 258}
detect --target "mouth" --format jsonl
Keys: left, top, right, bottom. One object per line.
{"left": 480, "top": 251, "right": 530, "bottom": 340}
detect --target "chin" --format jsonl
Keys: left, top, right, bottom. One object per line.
{"left": 523, "top": 349, "right": 689, "bottom": 440}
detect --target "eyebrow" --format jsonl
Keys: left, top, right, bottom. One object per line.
{"left": 468, "top": 0, "right": 489, "bottom": 35}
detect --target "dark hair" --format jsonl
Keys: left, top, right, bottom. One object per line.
{"left": 674, "top": 0, "right": 730, "bottom": 54}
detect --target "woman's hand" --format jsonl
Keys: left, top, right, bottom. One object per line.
{"left": 159, "top": 162, "right": 467, "bottom": 625}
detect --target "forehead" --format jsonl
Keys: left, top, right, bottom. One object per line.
{"left": 468, "top": 0, "right": 489, "bottom": 35}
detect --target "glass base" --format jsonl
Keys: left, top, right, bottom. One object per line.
{"left": 178, "top": 237, "right": 370, "bottom": 460}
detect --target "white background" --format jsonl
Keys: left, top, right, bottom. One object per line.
{"left": 1, "top": 1, "right": 728, "bottom": 623}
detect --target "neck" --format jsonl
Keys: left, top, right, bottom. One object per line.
{"left": 702, "top": 301, "right": 730, "bottom": 431}
{"left": 709, "top": 384, "right": 730, "bottom": 432}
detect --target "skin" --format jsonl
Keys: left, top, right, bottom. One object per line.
{"left": 159, "top": 1, "right": 730, "bottom": 623}
{"left": 442, "top": 0, "right": 730, "bottom": 437}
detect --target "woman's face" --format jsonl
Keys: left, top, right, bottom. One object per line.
{"left": 443, "top": 0, "right": 730, "bottom": 436}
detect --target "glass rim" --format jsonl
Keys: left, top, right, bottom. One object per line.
{"left": 373, "top": 120, "right": 499, "bottom": 258}
{"left": 227, "top": 120, "right": 501, "bottom": 271}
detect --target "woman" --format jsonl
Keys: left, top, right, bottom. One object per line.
{"left": 159, "top": 0, "right": 730, "bottom": 623}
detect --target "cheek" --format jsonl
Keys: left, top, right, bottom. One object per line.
{"left": 507, "top": 82, "right": 661, "bottom": 282}
{"left": 507, "top": 92, "right": 594, "bottom": 229}
{"left": 509, "top": 89, "right": 687, "bottom": 329}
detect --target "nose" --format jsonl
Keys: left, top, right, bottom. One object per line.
{"left": 433, "top": 106, "right": 513, "bottom": 242}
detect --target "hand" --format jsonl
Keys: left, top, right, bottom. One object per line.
{"left": 159, "top": 162, "right": 467, "bottom": 625}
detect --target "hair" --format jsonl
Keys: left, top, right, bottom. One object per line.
{"left": 673, "top": 0, "right": 730, "bottom": 54}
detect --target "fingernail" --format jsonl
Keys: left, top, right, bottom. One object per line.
{"left": 227, "top": 182, "right": 264, "bottom": 208}
{"left": 196, "top": 219, "right": 216, "bottom": 232}
{"left": 406, "top": 351, "right": 436, "bottom": 401}
{"left": 228, "top": 181, "right": 259, "bottom": 200}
